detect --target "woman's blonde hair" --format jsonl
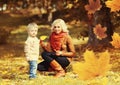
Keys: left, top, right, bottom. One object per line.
{"left": 51, "top": 19, "right": 69, "bottom": 33}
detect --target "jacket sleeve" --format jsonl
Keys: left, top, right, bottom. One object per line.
{"left": 62, "top": 35, "right": 75, "bottom": 57}
{"left": 40, "top": 41, "right": 52, "bottom": 52}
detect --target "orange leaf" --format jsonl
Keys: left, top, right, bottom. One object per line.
{"left": 85, "top": 0, "right": 102, "bottom": 14}
{"left": 110, "top": 32, "right": 120, "bottom": 48}
{"left": 93, "top": 24, "right": 107, "bottom": 40}
{"left": 106, "top": 0, "right": 120, "bottom": 12}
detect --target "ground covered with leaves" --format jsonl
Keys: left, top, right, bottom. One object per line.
{"left": 0, "top": 43, "right": 120, "bottom": 85}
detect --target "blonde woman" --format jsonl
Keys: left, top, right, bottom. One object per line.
{"left": 38, "top": 19, "right": 75, "bottom": 77}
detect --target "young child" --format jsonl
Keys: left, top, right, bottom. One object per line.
{"left": 24, "top": 22, "right": 40, "bottom": 79}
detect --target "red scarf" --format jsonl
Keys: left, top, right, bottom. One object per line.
{"left": 50, "top": 32, "right": 67, "bottom": 51}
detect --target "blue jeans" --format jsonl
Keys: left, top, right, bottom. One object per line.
{"left": 28, "top": 60, "right": 37, "bottom": 78}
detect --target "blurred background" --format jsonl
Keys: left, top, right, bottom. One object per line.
{"left": 0, "top": 0, "right": 119, "bottom": 63}
{"left": 0, "top": 0, "right": 90, "bottom": 58}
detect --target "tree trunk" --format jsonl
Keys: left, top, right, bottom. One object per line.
{"left": 87, "top": 4, "right": 113, "bottom": 48}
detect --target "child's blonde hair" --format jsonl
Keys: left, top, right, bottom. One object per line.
{"left": 51, "top": 19, "right": 69, "bottom": 33}
{"left": 27, "top": 22, "right": 38, "bottom": 31}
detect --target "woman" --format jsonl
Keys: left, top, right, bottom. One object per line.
{"left": 38, "top": 19, "right": 75, "bottom": 77}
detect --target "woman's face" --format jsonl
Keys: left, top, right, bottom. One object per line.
{"left": 53, "top": 23, "right": 62, "bottom": 34}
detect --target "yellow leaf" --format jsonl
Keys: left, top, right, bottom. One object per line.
{"left": 72, "top": 50, "right": 111, "bottom": 80}
{"left": 98, "top": 50, "right": 111, "bottom": 75}
{"left": 72, "top": 62, "right": 94, "bottom": 80}
{"left": 40, "top": 35, "right": 47, "bottom": 40}
{"left": 106, "top": 0, "right": 120, "bottom": 12}
{"left": 83, "top": 50, "right": 97, "bottom": 64}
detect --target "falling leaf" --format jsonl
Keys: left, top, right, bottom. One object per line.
{"left": 72, "top": 50, "right": 111, "bottom": 80}
{"left": 110, "top": 32, "right": 120, "bottom": 48}
{"left": 40, "top": 35, "right": 48, "bottom": 40}
{"left": 85, "top": 0, "right": 102, "bottom": 14}
{"left": 98, "top": 50, "right": 111, "bottom": 74}
{"left": 106, "top": 0, "right": 120, "bottom": 12}
{"left": 93, "top": 24, "right": 107, "bottom": 40}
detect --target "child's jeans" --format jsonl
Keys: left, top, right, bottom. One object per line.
{"left": 28, "top": 60, "right": 37, "bottom": 78}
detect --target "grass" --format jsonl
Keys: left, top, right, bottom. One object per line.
{"left": 0, "top": 55, "right": 120, "bottom": 85}
{"left": 0, "top": 13, "right": 120, "bottom": 85}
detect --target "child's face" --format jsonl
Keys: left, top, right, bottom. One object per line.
{"left": 28, "top": 28, "right": 38, "bottom": 37}
{"left": 53, "top": 23, "right": 62, "bottom": 34}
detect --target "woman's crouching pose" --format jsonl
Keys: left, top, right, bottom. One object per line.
{"left": 38, "top": 19, "right": 75, "bottom": 77}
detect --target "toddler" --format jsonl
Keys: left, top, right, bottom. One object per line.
{"left": 24, "top": 22, "right": 40, "bottom": 79}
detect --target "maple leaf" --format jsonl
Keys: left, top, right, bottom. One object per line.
{"left": 110, "top": 32, "right": 120, "bottom": 48}
{"left": 40, "top": 35, "right": 48, "bottom": 40}
{"left": 72, "top": 50, "right": 111, "bottom": 80}
{"left": 106, "top": 0, "right": 120, "bottom": 12}
{"left": 93, "top": 24, "right": 107, "bottom": 40}
{"left": 85, "top": 0, "right": 102, "bottom": 14}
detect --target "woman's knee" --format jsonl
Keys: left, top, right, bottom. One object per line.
{"left": 41, "top": 52, "right": 55, "bottom": 62}
{"left": 41, "top": 51, "right": 49, "bottom": 60}
{"left": 56, "top": 57, "right": 70, "bottom": 68}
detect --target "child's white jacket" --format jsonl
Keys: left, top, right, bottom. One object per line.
{"left": 24, "top": 36, "right": 40, "bottom": 61}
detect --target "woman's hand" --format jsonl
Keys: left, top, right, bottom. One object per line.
{"left": 55, "top": 50, "right": 63, "bottom": 56}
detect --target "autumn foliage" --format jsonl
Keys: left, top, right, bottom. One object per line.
{"left": 106, "top": 0, "right": 120, "bottom": 12}
{"left": 110, "top": 32, "right": 120, "bottom": 48}
{"left": 72, "top": 50, "right": 111, "bottom": 80}
{"left": 93, "top": 24, "right": 107, "bottom": 40}
{"left": 85, "top": 0, "right": 102, "bottom": 14}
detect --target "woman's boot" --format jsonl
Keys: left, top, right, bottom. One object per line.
{"left": 50, "top": 60, "right": 65, "bottom": 77}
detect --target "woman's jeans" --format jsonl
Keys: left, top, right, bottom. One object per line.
{"left": 29, "top": 60, "right": 37, "bottom": 78}
{"left": 37, "top": 51, "right": 70, "bottom": 71}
